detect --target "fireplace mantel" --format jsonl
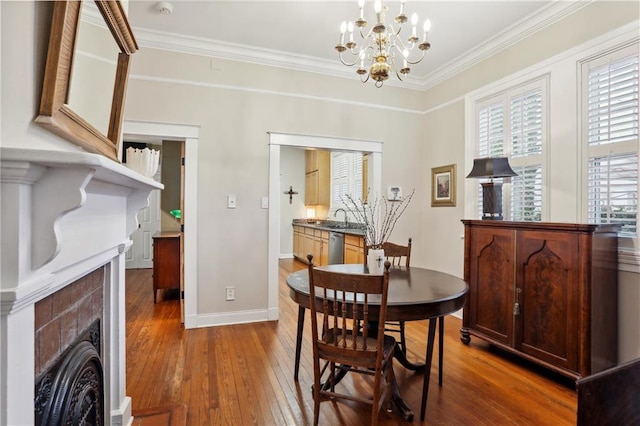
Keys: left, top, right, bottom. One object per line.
{"left": 1, "top": 147, "right": 162, "bottom": 425}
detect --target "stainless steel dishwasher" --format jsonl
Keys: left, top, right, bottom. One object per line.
{"left": 328, "top": 232, "right": 344, "bottom": 264}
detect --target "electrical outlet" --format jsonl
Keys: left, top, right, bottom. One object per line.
{"left": 225, "top": 287, "right": 235, "bottom": 301}
{"left": 227, "top": 195, "right": 237, "bottom": 209}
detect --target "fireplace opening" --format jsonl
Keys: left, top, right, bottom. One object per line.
{"left": 35, "top": 319, "right": 103, "bottom": 426}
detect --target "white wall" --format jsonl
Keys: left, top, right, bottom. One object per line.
{"left": 0, "top": 2, "right": 83, "bottom": 154}
{"left": 279, "top": 147, "right": 306, "bottom": 257}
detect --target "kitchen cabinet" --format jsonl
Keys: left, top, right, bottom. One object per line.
{"left": 292, "top": 225, "right": 328, "bottom": 265}
{"left": 304, "top": 150, "right": 330, "bottom": 206}
{"left": 344, "top": 234, "right": 364, "bottom": 264}
{"left": 461, "top": 220, "right": 619, "bottom": 379}
{"left": 152, "top": 232, "right": 181, "bottom": 303}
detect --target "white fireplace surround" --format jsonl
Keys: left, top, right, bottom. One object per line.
{"left": 0, "top": 147, "right": 162, "bottom": 425}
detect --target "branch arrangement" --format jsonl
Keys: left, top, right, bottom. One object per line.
{"left": 343, "top": 189, "right": 415, "bottom": 249}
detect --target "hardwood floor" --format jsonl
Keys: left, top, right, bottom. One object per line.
{"left": 126, "top": 259, "right": 577, "bottom": 425}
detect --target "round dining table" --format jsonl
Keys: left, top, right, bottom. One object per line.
{"left": 286, "top": 263, "right": 469, "bottom": 422}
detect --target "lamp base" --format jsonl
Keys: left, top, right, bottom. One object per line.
{"left": 480, "top": 181, "right": 504, "bottom": 220}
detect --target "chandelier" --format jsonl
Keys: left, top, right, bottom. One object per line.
{"left": 335, "top": 0, "right": 431, "bottom": 88}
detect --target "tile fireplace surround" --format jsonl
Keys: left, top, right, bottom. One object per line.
{"left": 0, "top": 148, "right": 162, "bottom": 425}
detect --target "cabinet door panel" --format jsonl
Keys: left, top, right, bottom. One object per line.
{"left": 468, "top": 228, "right": 515, "bottom": 345}
{"left": 305, "top": 171, "right": 319, "bottom": 205}
{"left": 515, "top": 230, "right": 579, "bottom": 370}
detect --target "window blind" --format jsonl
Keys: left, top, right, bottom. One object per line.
{"left": 510, "top": 165, "right": 543, "bottom": 222}
{"left": 475, "top": 81, "right": 545, "bottom": 221}
{"left": 586, "top": 51, "right": 639, "bottom": 236}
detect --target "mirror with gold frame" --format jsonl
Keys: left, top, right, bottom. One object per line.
{"left": 36, "top": 0, "right": 138, "bottom": 162}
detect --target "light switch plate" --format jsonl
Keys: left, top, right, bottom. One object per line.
{"left": 261, "top": 197, "right": 269, "bottom": 209}
{"left": 227, "top": 195, "right": 237, "bottom": 208}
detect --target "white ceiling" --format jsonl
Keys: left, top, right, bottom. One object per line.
{"left": 126, "top": 1, "right": 587, "bottom": 89}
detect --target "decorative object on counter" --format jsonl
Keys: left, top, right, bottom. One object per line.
{"left": 283, "top": 186, "right": 299, "bottom": 204}
{"left": 125, "top": 146, "right": 160, "bottom": 178}
{"left": 466, "top": 157, "right": 517, "bottom": 220}
{"left": 335, "top": 0, "right": 432, "bottom": 88}
{"left": 344, "top": 189, "right": 414, "bottom": 272}
{"left": 170, "top": 209, "right": 181, "bottom": 220}
{"left": 431, "top": 164, "right": 457, "bottom": 207}
{"left": 388, "top": 186, "right": 402, "bottom": 200}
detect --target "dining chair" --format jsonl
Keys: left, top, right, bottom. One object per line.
{"left": 366, "top": 238, "right": 445, "bottom": 386}
{"left": 365, "top": 239, "right": 412, "bottom": 355}
{"left": 307, "top": 255, "right": 396, "bottom": 426}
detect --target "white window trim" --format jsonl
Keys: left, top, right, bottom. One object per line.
{"left": 466, "top": 75, "right": 550, "bottom": 222}
{"left": 577, "top": 41, "right": 639, "bottom": 239}
{"left": 464, "top": 22, "right": 639, "bottom": 258}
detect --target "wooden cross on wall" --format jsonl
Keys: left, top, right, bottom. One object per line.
{"left": 283, "top": 186, "right": 298, "bottom": 204}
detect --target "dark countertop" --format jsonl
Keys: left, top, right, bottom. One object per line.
{"left": 292, "top": 220, "right": 365, "bottom": 237}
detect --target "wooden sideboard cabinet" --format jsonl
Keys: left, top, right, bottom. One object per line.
{"left": 152, "top": 232, "right": 181, "bottom": 303}
{"left": 461, "top": 220, "right": 620, "bottom": 379}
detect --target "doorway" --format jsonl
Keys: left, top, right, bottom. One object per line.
{"left": 267, "top": 133, "right": 383, "bottom": 321}
{"left": 123, "top": 120, "right": 200, "bottom": 327}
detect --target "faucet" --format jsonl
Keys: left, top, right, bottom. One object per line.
{"left": 334, "top": 208, "right": 348, "bottom": 226}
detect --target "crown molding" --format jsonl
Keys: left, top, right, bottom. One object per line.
{"left": 419, "top": 0, "right": 593, "bottom": 90}
{"left": 132, "top": 1, "right": 591, "bottom": 92}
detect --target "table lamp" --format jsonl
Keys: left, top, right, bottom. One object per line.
{"left": 466, "top": 157, "right": 517, "bottom": 220}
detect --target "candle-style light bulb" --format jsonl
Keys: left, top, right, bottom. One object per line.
{"left": 423, "top": 19, "right": 431, "bottom": 39}
{"left": 359, "top": 0, "right": 365, "bottom": 19}
{"left": 374, "top": 0, "right": 382, "bottom": 22}
{"left": 400, "top": 0, "right": 406, "bottom": 15}
{"left": 403, "top": 49, "right": 408, "bottom": 67}
{"left": 359, "top": 50, "right": 365, "bottom": 68}
{"left": 348, "top": 21, "right": 354, "bottom": 42}
{"left": 339, "top": 21, "right": 346, "bottom": 44}
{"left": 411, "top": 13, "right": 418, "bottom": 37}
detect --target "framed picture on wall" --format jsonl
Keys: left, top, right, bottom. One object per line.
{"left": 431, "top": 164, "right": 456, "bottom": 207}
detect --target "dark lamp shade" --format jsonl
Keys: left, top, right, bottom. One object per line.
{"left": 466, "top": 157, "right": 518, "bottom": 179}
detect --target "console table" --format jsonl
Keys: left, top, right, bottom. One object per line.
{"left": 152, "top": 232, "right": 181, "bottom": 303}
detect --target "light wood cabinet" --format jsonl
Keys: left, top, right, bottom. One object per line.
{"left": 292, "top": 225, "right": 329, "bottom": 266}
{"left": 304, "top": 150, "right": 330, "bottom": 206}
{"left": 344, "top": 234, "right": 364, "bottom": 264}
{"left": 461, "top": 220, "right": 619, "bottom": 379}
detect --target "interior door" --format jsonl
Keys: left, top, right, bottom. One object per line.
{"left": 126, "top": 175, "right": 161, "bottom": 269}
{"left": 179, "top": 141, "right": 185, "bottom": 323}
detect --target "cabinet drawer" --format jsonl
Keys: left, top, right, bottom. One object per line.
{"left": 345, "top": 234, "right": 363, "bottom": 247}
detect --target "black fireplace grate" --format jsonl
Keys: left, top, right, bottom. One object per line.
{"left": 35, "top": 319, "right": 103, "bottom": 426}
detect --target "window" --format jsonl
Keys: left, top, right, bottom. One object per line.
{"left": 475, "top": 78, "right": 547, "bottom": 221}
{"left": 582, "top": 45, "right": 639, "bottom": 237}
{"left": 331, "top": 152, "right": 363, "bottom": 210}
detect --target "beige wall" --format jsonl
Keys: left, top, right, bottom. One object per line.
{"left": 2, "top": 1, "right": 638, "bottom": 361}
{"left": 125, "top": 50, "right": 425, "bottom": 315}
{"left": 420, "top": 2, "right": 639, "bottom": 361}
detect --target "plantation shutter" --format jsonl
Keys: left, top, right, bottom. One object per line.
{"left": 509, "top": 88, "right": 543, "bottom": 221}
{"left": 477, "top": 102, "right": 505, "bottom": 216}
{"left": 352, "top": 152, "right": 363, "bottom": 201}
{"left": 585, "top": 49, "right": 639, "bottom": 236}
{"left": 474, "top": 78, "right": 546, "bottom": 221}
{"left": 332, "top": 153, "right": 349, "bottom": 204}
{"left": 331, "top": 152, "right": 365, "bottom": 209}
